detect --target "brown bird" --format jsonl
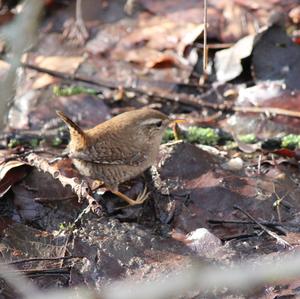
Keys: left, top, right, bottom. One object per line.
{"left": 56, "top": 108, "right": 170, "bottom": 206}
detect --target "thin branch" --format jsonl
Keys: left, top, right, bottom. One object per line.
{"left": 21, "top": 62, "right": 116, "bottom": 89}
{"left": 21, "top": 63, "right": 300, "bottom": 119}
{"left": 24, "top": 153, "right": 103, "bottom": 216}
{"left": 202, "top": 0, "right": 208, "bottom": 73}
{"left": 234, "top": 105, "right": 300, "bottom": 119}
{"left": 0, "top": 264, "right": 42, "bottom": 299}
{"left": 12, "top": 267, "right": 70, "bottom": 277}
{"left": 233, "top": 205, "right": 291, "bottom": 248}
{"left": 3, "top": 256, "right": 82, "bottom": 265}
{"left": 198, "top": 0, "right": 208, "bottom": 85}
{"left": 208, "top": 219, "right": 287, "bottom": 228}
{"left": 194, "top": 42, "right": 233, "bottom": 49}
{"left": 222, "top": 233, "right": 261, "bottom": 241}
{"left": 103, "top": 250, "right": 300, "bottom": 299}
{"left": 208, "top": 219, "right": 289, "bottom": 235}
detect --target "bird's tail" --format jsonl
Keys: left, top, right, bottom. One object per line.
{"left": 56, "top": 111, "right": 87, "bottom": 150}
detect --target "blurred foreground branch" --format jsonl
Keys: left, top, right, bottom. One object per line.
{"left": 102, "top": 250, "right": 300, "bottom": 299}
{"left": 0, "top": 263, "right": 95, "bottom": 299}
{"left": 0, "top": 0, "right": 43, "bottom": 129}
{"left": 0, "top": 244, "right": 300, "bottom": 298}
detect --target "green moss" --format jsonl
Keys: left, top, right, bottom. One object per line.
{"left": 8, "top": 137, "right": 40, "bottom": 148}
{"left": 8, "top": 138, "right": 21, "bottom": 148}
{"left": 224, "top": 141, "right": 238, "bottom": 150}
{"left": 162, "top": 128, "right": 175, "bottom": 143}
{"left": 186, "top": 127, "right": 219, "bottom": 145}
{"left": 52, "top": 136, "right": 63, "bottom": 147}
{"left": 53, "top": 85, "right": 98, "bottom": 96}
{"left": 237, "top": 134, "right": 256, "bottom": 144}
{"left": 58, "top": 222, "right": 74, "bottom": 232}
{"left": 281, "top": 134, "right": 300, "bottom": 149}
{"left": 29, "top": 138, "right": 39, "bottom": 148}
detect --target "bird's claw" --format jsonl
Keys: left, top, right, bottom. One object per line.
{"left": 62, "top": 18, "right": 89, "bottom": 46}
{"left": 134, "top": 186, "right": 150, "bottom": 205}
{"left": 111, "top": 186, "right": 150, "bottom": 207}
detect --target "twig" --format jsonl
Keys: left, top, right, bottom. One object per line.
{"left": 3, "top": 256, "right": 82, "bottom": 265}
{"left": 59, "top": 234, "right": 73, "bottom": 269}
{"left": 24, "top": 153, "right": 103, "bottom": 216}
{"left": 198, "top": 0, "right": 208, "bottom": 85}
{"left": 21, "top": 63, "right": 300, "bottom": 119}
{"left": 202, "top": 0, "right": 208, "bottom": 73}
{"left": 103, "top": 250, "right": 300, "bottom": 299}
{"left": 272, "top": 183, "right": 290, "bottom": 223}
{"left": 21, "top": 62, "right": 219, "bottom": 109}
{"left": 233, "top": 205, "right": 292, "bottom": 248}
{"left": 222, "top": 233, "right": 261, "bottom": 241}
{"left": 257, "top": 154, "right": 262, "bottom": 175}
{"left": 208, "top": 219, "right": 285, "bottom": 228}
{"left": 12, "top": 267, "right": 70, "bottom": 277}
{"left": 234, "top": 105, "right": 300, "bottom": 119}
{"left": 208, "top": 219, "right": 289, "bottom": 235}
{"left": 194, "top": 42, "right": 233, "bottom": 49}
{"left": 0, "top": 263, "right": 92, "bottom": 299}
{"left": 21, "top": 62, "right": 116, "bottom": 89}
{"left": 0, "top": 264, "right": 42, "bottom": 299}
{"left": 34, "top": 195, "right": 77, "bottom": 202}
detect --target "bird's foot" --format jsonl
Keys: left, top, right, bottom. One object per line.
{"left": 62, "top": 17, "right": 89, "bottom": 46}
{"left": 89, "top": 179, "right": 105, "bottom": 191}
{"left": 134, "top": 186, "right": 150, "bottom": 205}
{"left": 112, "top": 186, "right": 149, "bottom": 206}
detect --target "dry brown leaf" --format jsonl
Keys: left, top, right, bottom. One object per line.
{"left": 0, "top": 160, "right": 26, "bottom": 180}
{"left": 0, "top": 160, "right": 29, "bottom": 197}
{"left": 177, "top": 24, "right": 204, "bottom": 57}
{"left": 122, "top": 48, "right": 181, "bottom": 69}
{"left": 34, "top": 55, "right": 85, "bottom": 72}
{"left": 121, "top": 17, "right": 200, "bottom": 51}
{"left": 31, "top": 55, "right": 85, "bottom": 89}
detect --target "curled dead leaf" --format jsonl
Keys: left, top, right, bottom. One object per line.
{"left": 0, "top": 160, "right": 30, "bottom": 197}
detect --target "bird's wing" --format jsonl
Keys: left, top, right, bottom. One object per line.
{"left": 69, "top": 151, "right": 147, "bottom": 166}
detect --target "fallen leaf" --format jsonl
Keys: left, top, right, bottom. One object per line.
{"left": 214, "top": 33, "right": 257, "bottom": 82}
{"left": 119, "top": 16, "right": 202, "bottom": 52}
{"left": 123, "top": 48, "right": 181, "bottom": 68}
{"left": 289, "top": 6, "right": 300, "bottom": 24}
{"left": 31, "top": 55, "right": 85, "bottom": 89}
{"left": 0, "top": 160, "right": 30, "bottom": 197}
{"left": 34, "top": 55, "right": 85, "bottom": 72}
{"left": 177, "top": 24, "right": 204, "bottom": 57}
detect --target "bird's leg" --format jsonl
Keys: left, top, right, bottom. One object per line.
{"left": 63, "top": 0, "right": 89, "bottom": 45}
{"left": 111, "top": 186, "right": 149, "bottom": 206}
{"left": 75, "top": 0, "right": 88, "bottom": 40}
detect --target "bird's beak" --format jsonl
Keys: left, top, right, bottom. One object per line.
{"left": 168, "top": 119, "right": 187, "bottom": 127}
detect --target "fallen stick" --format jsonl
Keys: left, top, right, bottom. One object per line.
{"left": 25, "top": 153, "right": 102, "bottom": 216}
{"left": 233, "top": 205, "right": 291, "bottom": 248}
{"left": 21, "top": 63, "right": 300, "bottom": 119}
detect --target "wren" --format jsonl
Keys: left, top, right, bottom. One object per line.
{"left": 56, "top": 108, "right": 170, "bottom": 205}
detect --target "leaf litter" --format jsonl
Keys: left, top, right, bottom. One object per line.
{"left": 1, "top": 0, "right": 300, "bottom": 298}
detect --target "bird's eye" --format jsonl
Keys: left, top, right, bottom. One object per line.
{"left": 155, "top": 120, "right": 163, "bottom": 127}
